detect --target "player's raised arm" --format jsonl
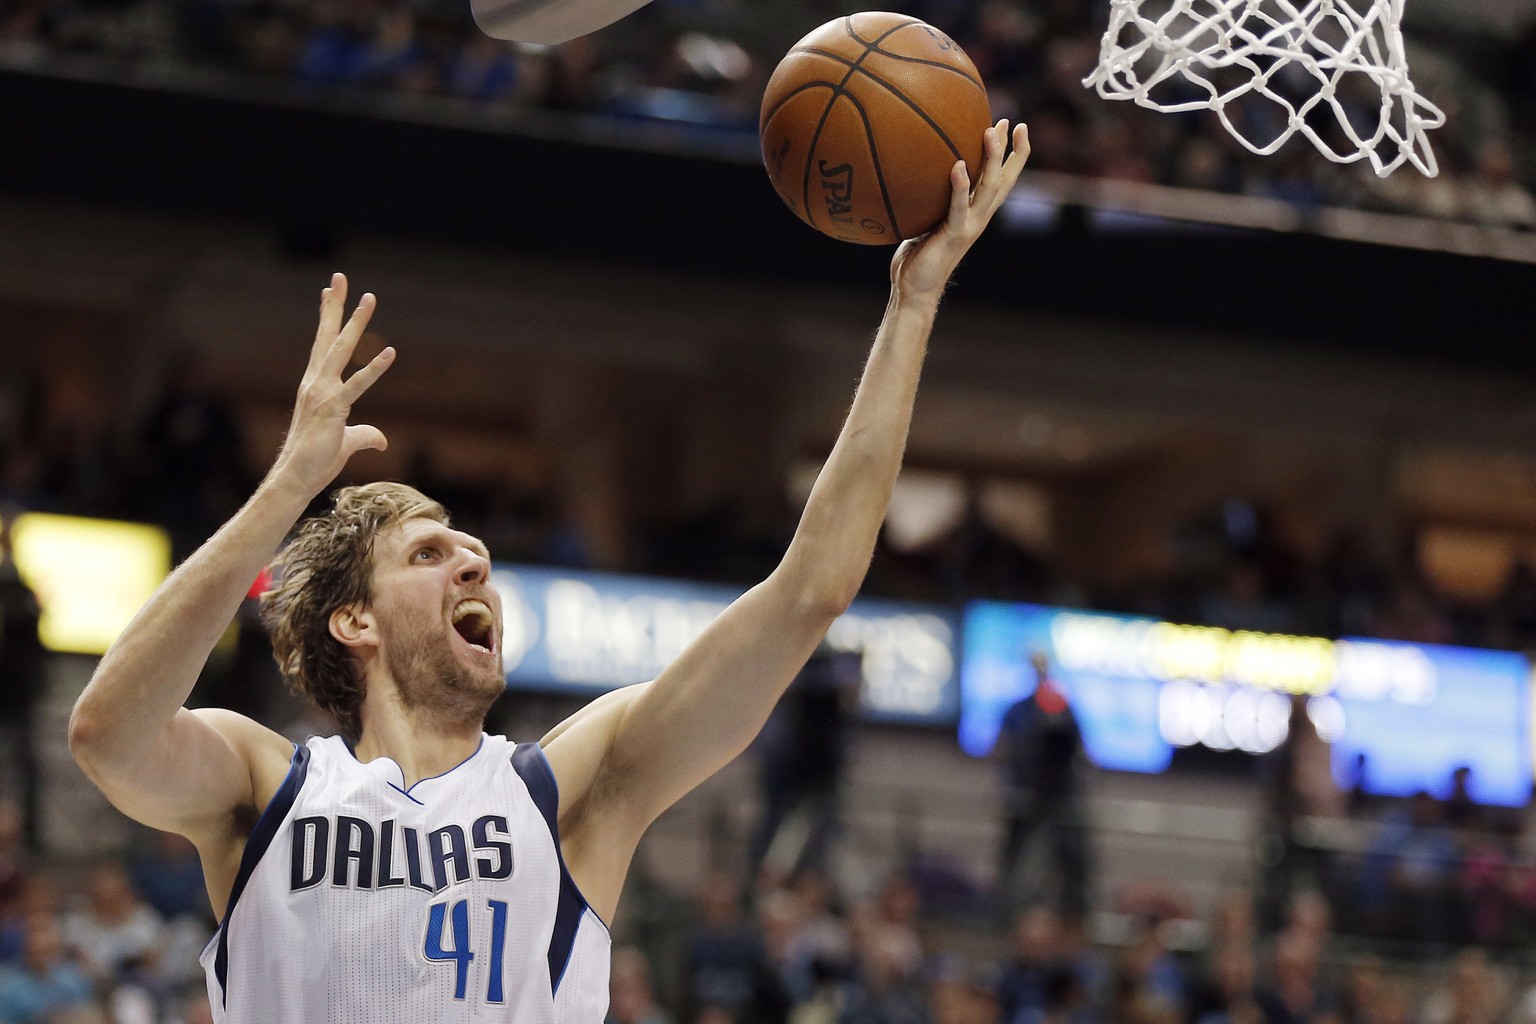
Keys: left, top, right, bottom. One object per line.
{"left": 543, "top": 121, "right": 1030, "bottom": 907}
{"left": 68, "top": 275, "right": 394, "bottom": 848}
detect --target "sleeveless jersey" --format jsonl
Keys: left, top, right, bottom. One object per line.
{"left": 199, "top": 734, "right": 611, "bottom": 1023}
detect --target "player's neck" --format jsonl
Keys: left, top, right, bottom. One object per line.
{"left": 352, "top": 703, "right": 485, "bottom": 788}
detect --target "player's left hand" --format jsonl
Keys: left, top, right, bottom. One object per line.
{"left": 890, "top": 119, "right": 1029, "bottom": 305}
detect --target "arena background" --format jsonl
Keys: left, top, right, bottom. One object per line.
{"left": 4, "top": 0, "right": 1536, "bottom": 1020}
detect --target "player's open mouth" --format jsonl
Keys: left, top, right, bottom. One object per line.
{"left": 451, "top": 599, "right": 497, "bottom": 656}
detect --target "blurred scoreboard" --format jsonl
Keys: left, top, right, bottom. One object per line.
{"left": 960, "top": 601, "right": 1532, "bottom": 806}
{"left": 491, "top": 565, "right": 960, "bottom": 725}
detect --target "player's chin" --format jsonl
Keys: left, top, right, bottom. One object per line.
{"left": 464, "top": 655, "right": 505, "bottom": 695}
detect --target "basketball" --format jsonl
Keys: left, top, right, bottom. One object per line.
{"left": 759, "top": 12, "right": 992, "bottom": 245}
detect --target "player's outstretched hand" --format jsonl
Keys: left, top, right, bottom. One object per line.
{"left": 271, "top": 273, "right": 396, "bottom": 497}
{"left": 890, "top": 120, "right": 1029, "bottom": 305}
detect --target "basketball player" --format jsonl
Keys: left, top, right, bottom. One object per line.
{"left": 68, "top": 119, "right": 1030, "bottom": 1023}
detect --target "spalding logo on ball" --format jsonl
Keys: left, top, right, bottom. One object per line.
{"left": 759, "top": 12, "right": 992, "bottom": 245}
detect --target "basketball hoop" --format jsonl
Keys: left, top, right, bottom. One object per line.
{"left": 1082, "top": 0, "right": 1447, "bottom": 177}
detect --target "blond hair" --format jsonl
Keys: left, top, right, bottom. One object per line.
{"left": 261, "top": 482, "right": 446, "bottom": 741}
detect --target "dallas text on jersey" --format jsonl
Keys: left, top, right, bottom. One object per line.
{"left": 290, "top": 814, "right": 515, "bottom": 893}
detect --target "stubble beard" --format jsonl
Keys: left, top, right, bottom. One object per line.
{"left": 381, "top": 608, "right": 506, "bottom": 732}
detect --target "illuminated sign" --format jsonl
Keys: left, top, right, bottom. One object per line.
{"left": 961, "top": 602, "right": 1531, "bottom": 806}
{"left": 7, "top": 513, "right": 172, "bottom": 656}
{"left": 492, "top": 565, "right": 959, "bottom": 724}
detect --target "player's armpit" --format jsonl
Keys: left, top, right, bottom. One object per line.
{"left": 539, "top": 682, "right": 651, "bottom": 751}
{"left": 74, "top": 706, "right": 294, "bottom": 846}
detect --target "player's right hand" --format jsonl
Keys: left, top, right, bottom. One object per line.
{"left": 271, "top": 273, "right": 396, "bottom": 497}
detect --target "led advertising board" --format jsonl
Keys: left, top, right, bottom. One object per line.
{"left": 960, "top": 602, "right": 1531, "bottom": 806}
{"left": 491, "top": 565, "right": 960, "bottom": 725}
{"left": 8, "top": 513, "right": 172, "bottom": 656}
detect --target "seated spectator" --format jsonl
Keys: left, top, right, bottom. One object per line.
{"left": 128, "top": 831, "right": 209, "bottom": 925}
{"left": 0, "top": 913, "right": 95, "bottom": 1024}
{"left": 1337, "top": 954, "right": 1402, "bottom": 1024}
{"left": 929, "top": 954, "right": 1005, "bottom": 1024}
{"left": 837, "top": 901, "right": 929, "bottom": 1024}
{"left": 998, "top": 905, "right": 1063, "bottom": 1024}
{"left": 60, "top": 864, "right": 165, "bottom": 985}
{"left": 1418, "top": 949, "right": 1506, "bottom": 1024}
{"left": 1269, "top": 930, "right": 1335, "bottom": 1024}
{"left": 679, "top": 873, "right": 774, "bottom": 1024}
{"left": 0, "top": 876, "right": 59, "bottom": 966}
{"left": 609, "top": 945, "right": 673, "bottom": 1024}
{"left": 1116, "top": 920, "right": 1186, "bottom": 1023}
{"left": 1187, "top": 945, "right": 1288, "bottom": 1024}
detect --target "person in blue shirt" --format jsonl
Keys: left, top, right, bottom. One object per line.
{"left": 0, "top": 914, "right": 95, "bottom": 1024}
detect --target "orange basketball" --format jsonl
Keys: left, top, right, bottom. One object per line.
{"left": 759, "top": 12, "right": 992, "bottom": 245}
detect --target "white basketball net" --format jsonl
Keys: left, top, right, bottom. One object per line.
{"left": 1082, "top": 0, "right": 1447, "bottom": 176}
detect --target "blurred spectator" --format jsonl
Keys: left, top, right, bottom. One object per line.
{"left": 679, "top": 873, "right": 775, "bottom": 1024}
{"left": 836, "top": 897, "right": 928, "bottom": 1024}
{"left": 0, "top": 913, "right": 95, "bottom": 1024}
{"left": 1258, "top": 698, "right": 1343, "bottom": 928}
{"left": 1280, "top": 890, "right": 1333, "bottom": 954}
{"left": 749, "top": 646, "right": 859, "bottom": 884}
{"left": 1123, "top": 921, "right": 1186, "bottom": 1020}
{"left": 1208, "top": 892, "right": 1257, "bottom": 955}
{"left": 0, "top": 876, "right": 59, "bottom": 966}
{"left": 756, "top": 887, "right": 815, "bottom": 1010}
{"left": 0, "top": 513, "right": 45, "bottom": 854}
{"left": 128, "top": 831, "right": 210, "bottom": 925}
{"left": 1268, "top": 930, "right": 1335, "bottom": 1024}
{"left": 609, "top": 945, "right": 674, "bottom": 1024}
{"left": 928, "top": 954, "right": 1004, "bottom": 1024}
{"left": 998, "top": 905, "right": 1063, "bottom": 1024}
{"left": 1336, "top": 955, "right": 1391, "bottom": 1024}
{"left": 1444, "top": 767, "right": 1479, "bottom": 831}
{"left": 60, "top": 864, "right": 165, "bottom": 985}
{"left": 1358, "top": 792, "right": 1458, "bottom": 942}
{"left": 1187, "top": 944, "right": 1287, "bottom": 1024}
{"left": 993, "top": 651, "right": 1090, "bottom": 918}
{"left": 1418, "top": 949, "right": 1506, "bottom": 1024}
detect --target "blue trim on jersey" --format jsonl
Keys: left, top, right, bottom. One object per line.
{"left": 404, "top": 736, "right": 485, "bottom": 796}
{"left": 213, "top": 743, "right": 311, "bottom": 1008}
{"left": 510, "top": 743, "right": 593, "bottom": 997}
{"left": 387, "top": 782, "right": 426, "bottom": 806}
{"left": 343, "top": 735, "right": 487, "bottom": 798}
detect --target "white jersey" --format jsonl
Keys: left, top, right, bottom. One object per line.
{"left": 200, "top": 734, "right": 611, "bottom": 1023}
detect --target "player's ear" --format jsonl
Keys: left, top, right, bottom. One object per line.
{"left": 329, "top": 603, "right": 378, "bottom": 650}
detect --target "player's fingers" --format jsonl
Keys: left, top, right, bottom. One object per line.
{"left": 307, "top": 274, "right": 349, "bottom": 379}
{"left": 970, "top": 119, "right": 1011, "bottom": 210}
{"left": 945, "top": 161, "right": 970, "bottom": 229}
{"left": 344, "top": 423, "right": 388, "bottom": 454}
{"left": 322, "top": 273, "right": 347, "bottom": 339}
{"left": 339, "top": 346, "right": 396, "bottom": 405}
{"left": 981, "top": 124, "right": 1031, "bottom": 218}
{"left": 307, "top": 281, "right": 339, "bottom": 367}
{"left": 1000, "top": 124, "right": 1031, "bottom": 180}
{"left": 323, "top": 293, "right": 377, "bottom": 376}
